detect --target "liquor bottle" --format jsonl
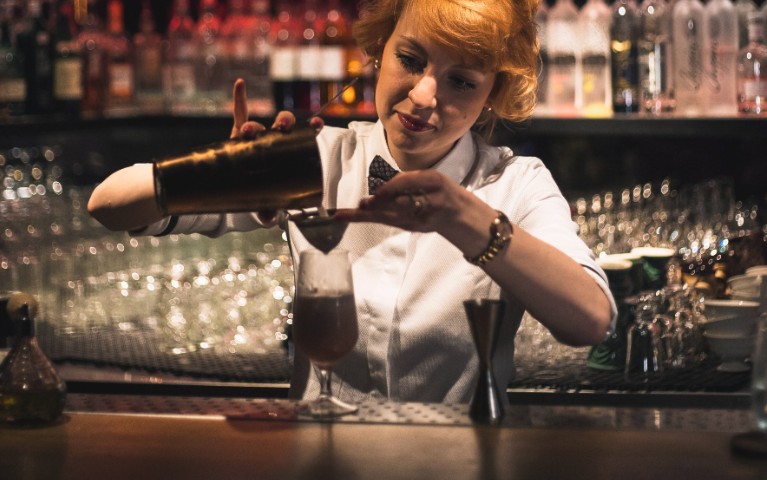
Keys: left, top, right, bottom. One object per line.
{"left": 78, "top": 0, "right": 107, "bottom": 117}
{"left": 734, "top": 0, "right": 757, "bottom": 49}
{"left": 703, "top": 0, "right": 738, "bottom": 116}
{"left": 249, "top": 0, "right": 275, "bottom": 116}
{"left": 319, "top": 0, "right": 353, "bottom": 116}
{"left": 104, "top": 0, "right": 134, "bottom": 116}
{"left": 611, "top": 0, "right": 640, "bottom": 113}
{"left": 0, "top": 293, "right": 66, "bottom": 424}
{"left": 270, "top": 0, "right": 298, "bottom": 112}
{"left": 0, "top": 0, "right": 25, "bottom": 116}
{"left": 534, "top": 0, "right": 550, "bottom": 115}
{"left": 164, "top": 0, "right": 197, "bottom": 115}
{"left": 672, "top": 0, "right": 706, "bottom": 116}
{"left": 222, "top": 0, "right": 252, "bottom": 105}
{"left": 223, "top": 0, "right": 274, "bottom": 116}
{"left": 52, "top": 0, "right": 83, "bottom": 116}
{"left": 736, "top": 12, "right": 767, "bottom": 114}
{"left": 638, "top": 0, "right": 674, "bottom": 114}
{"left": 133, "top": 0, "right": 164, "bottom": 113}
{"left": 578, "top": 0, "right": 612, "bottom": 117}
{"left": 350, "top": 0, "right": 376, "bottom": 116}
{"left": 546, "top": 0, "right": 580, "bottom": 116}
{"left": 295, "top": 0, "right": 322, "bottom": 115}
{"left": 18, "top": 0, "right": 55, "bottom": 114}
{"left": 194, "top": 0, "right": 228, "bottom": 115}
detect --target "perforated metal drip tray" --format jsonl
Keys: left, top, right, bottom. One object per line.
{"left": 65, "top": 394, "right": 753, "bottom": 432}
{"left": 41, "top": 321, "right": 750, "bottom": 396}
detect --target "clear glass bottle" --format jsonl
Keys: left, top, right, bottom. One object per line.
{"left": 703, "top": 0, "right": 739, "bottom": 116}
{"left": 638, "top": 0, "right": 675, "bottom": 114}
{"left": 78, "top": 0, "right": 107, "bottom": 118}
{"left": 195, "top": 0, "right": 228, "bottom": 114}
{"left": 270, "top": 1, "right": 298, "bottom": 112}
{"left": 546, "top": 0, "right": 580, "bottom": 116}
{"left": 164, "top": 0, "right": 196, "bottom": 115}
{"left": 672, "top": 0, "right": 706, "bottom": 116}
{"left": 249, "top": 0, "right": 275, "bottom": 117}
{"left": 319, "top": 0, "right": 353, "bottom": 116}
{"left": 52, "top": 0, "right": 83, "bottom": 116}
{"left": 737, "top": 12, "right": 767, "bottom": 114}
{"left": 611, "top": 0, "right": 641, "bottom": 113}
{"left": 222, "top": 0, "right": 274, "bottom": 117}
{"left": 733, "top": 0, "right": 757, "bottom": 49}
{"left": 133, "top": 0, "right": 164, "bottom": 113}
{"left": 0, "top": 0, "right": 26, "bottom": 116}
{"left": 295, "top": 0, "right": 322, "bottom": 115}
{"left": 534, "top": 0, "right": 550, "bottom": 115}
{"left": 104, "top": 0, "right": 134, "bottom": 116}
{"left": 579, "top": 0, "right": 613, "bottom": 117}
{"left": 0, "top": 294, "right": 66, "bottom": 424}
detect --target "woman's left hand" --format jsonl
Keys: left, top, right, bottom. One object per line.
{"left": 336, "top": 170, "right": 498, "bottom": 256}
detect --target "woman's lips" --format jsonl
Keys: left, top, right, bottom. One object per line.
{"left": 397, "top": 113, "right": 435, "bottom": 132}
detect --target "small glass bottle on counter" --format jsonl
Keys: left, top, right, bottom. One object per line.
{"left": 0, "top": 293, "right": 66, "bottom": 424}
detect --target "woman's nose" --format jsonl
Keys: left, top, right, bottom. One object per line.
{"left": 408, "top": 75, "right": 437, "bottom": 109}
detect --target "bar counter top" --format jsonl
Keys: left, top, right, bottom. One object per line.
{"left": 2, "top": 395, "right": 767, "bottom": 480}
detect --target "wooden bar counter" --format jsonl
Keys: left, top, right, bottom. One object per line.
{"left": 2, "top": 395, "right": 767, "bottom": 480}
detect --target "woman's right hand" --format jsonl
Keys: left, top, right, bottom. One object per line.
{"left": 230, "top": 78, "right": 324, "bottom": 140}
{"left": 229, "top": 79, "right": 324, "bottom": 224}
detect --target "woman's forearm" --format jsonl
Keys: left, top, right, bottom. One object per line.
{"left": 87, "top": 163, "right": 165, "bottom": 232}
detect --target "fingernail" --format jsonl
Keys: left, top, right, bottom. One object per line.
{"left": 272, "top": 118, "right": 289, "bottom": 130}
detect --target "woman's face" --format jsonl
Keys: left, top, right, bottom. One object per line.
{"left": 375, "top": 12, "right": 497, "bottom": 170}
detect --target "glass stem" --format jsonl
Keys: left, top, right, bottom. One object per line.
{"left": 318, "top": 368, "right": 332, "bottom": 399}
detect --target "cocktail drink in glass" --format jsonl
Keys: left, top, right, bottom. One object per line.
{"left": 292, "top": 249, "right": 359, "bottom": 417}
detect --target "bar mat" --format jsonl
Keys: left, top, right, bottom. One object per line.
{"left": 510, "top": 360, "right": 751, "bottom": 393}
{"left": 37, "top": 322, "right": 292, "bottom": 383}
{"left": 37, "top": 322, "right": 750, "bottom": 392}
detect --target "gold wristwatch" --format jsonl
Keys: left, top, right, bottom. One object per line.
{"left": 465, "top": 210, "right": 513, "bottom": 266}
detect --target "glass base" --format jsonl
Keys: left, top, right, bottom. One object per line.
{"left": 298, "top": 395, "right": 358, "bottom": 418}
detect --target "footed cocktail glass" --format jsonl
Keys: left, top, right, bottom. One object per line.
{"left": 293, "top": 249, "right": 359, "bottom": 417}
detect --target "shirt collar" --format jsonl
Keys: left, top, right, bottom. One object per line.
{"left": 367, "top": 120, "right": 477, "bottom": 186}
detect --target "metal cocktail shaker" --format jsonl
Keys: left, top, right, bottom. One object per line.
{"left": 153, "top": 126, "right": 323, "bottom": 215}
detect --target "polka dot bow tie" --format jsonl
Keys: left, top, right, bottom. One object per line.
{"left": 368, "top": 155, "right": 399, "bottom": 195}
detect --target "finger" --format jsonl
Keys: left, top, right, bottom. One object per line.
{"left": 231, "top": 79, "right": 249, "bottom": 138}
{"left": 240, "top": 121, "right": 266, "bottom": 139}
{"left": 271, "top": 111, "right": 297, "bottom": 131}
{"left": 373, "top": 171, "right": 443, "bottom": 199}
{"left": 309, "top": 116, "right": 325, "bottom": 132}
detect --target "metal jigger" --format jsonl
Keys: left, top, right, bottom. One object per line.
{"left": 464, "top": 299, "right": 506, "bottom": 425}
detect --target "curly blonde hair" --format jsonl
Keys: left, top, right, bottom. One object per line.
{"left": 353, "top": 0, "right": 540, "bottom": 132}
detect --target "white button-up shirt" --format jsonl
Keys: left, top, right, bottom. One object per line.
{"left": 139, "top": 120, "right": 616, "bottom": 404}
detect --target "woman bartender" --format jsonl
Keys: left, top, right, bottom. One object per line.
{"left": 88, "top": 0, "right": 616, "bottom": 404}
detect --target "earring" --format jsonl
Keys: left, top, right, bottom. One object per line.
{"left": 374, "top": 58, "right": 381, "bottom": 70}
{"left": 485, "top": 105, "right": 493, "bottom": 113}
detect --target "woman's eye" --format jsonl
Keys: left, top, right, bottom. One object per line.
{"left": 450, "top": 76, "right": 476, "bottom": 91}
{"left": 396, "top": 53, "right": 424, "bottom": 73}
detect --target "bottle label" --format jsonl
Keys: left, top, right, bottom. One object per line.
{"left": 0, "top": 78, "right": 26, "bottom": 102}
{"left": 170, "top": 64, "right": 195, "bottom": 96}
{"left": 319, "top": 46, "right": 345, "bottom": 81}
{"left": 270, "top": 46, "right": 297, "bottom": 80}
{"left": 297, "top": 45, "right": 322, "bottom": 80}
{"left": 109, "top": 63, "right": 134, "bottom": 98}
{"left": 54, "top": 58, "right": 84, "bottom": 100}
{"left": 742, "top": 79, "right": 767, "bottom": 98}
